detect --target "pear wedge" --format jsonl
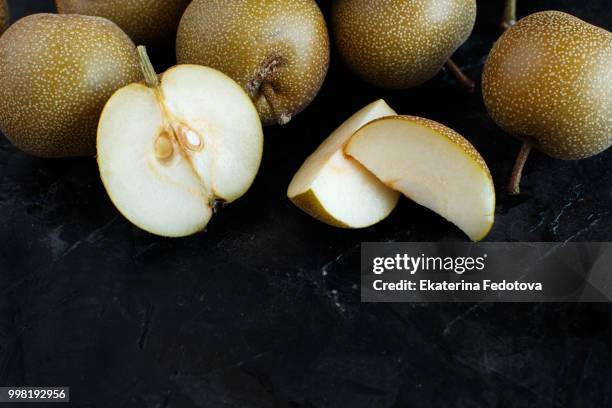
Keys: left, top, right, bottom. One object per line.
{"left": 288, "top": 100, "right": 400, "bottom": 228}
{"left": 345, "top": 116, "right": 495, "bottom": 241}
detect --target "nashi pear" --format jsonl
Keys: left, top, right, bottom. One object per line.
{"left": 97, "top": 47, "right": 263, "bottom": 237}
{"left": 345, "top": 116, "right": 495, "bottom": 241}
{"left": 176, "top": 0, "right": 330, "bottom": 125}
{"left": 0, "top": 13, "right": 141, "bottom": 157}
{"left": 483, "top": 11, "right": 612, "bottom": 194}
{"left": 332, "top": 0, "right": 476, "bottom": 90}
{"left": 288, "top": 100, "right": 400, "bottom": 228}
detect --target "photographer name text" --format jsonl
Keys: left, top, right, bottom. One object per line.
{"left": 371, "top": 254, "right": 543, "bottom": 292}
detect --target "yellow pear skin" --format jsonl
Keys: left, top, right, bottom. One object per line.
{"left": 482, "top": 11, "right": 612, "bottom": 193}
{"left": 332, "top": 0, "right": 477, "bottom": 89}
{"left": 56, "top": 0, "right": 191, "bottom": 46}
{"left": 0, "top": 14, "right": 141, "bottom": 157}
{"left": 176, "top": 0, "right": 330, "bottom": 126}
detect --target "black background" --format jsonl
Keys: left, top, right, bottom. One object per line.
{"left": 1, "top": 0, "right": 611, "bottom": 407}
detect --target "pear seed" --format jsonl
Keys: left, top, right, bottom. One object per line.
{"left": 154, "top": 133, "right": 173, "bottom": 160}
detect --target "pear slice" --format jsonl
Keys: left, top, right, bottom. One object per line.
{"left": 97, "top": 47, "right": 263, "bottom": 237}
{"left": 345, "top": 116, "right": 495, "bottom": 241}
{"left": 287, "top": 100, "right": 400, "bottom": 228}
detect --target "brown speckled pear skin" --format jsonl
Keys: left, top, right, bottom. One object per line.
{"left": 0, "top": 0, "right": 8, "bottom": 34}
{"left": 176, "top": 0, "right": 330, "bottom": 126}
{"left": 55, "top": 0, "right": 191, "bottom": 46}
{"left": 0, "top": 14, "right": 141, "bottom": 157}
{"left": 332, "top": 0, "right": 476, "bottom": 89}
{"left": 483, "top": 11, "right": 612, "bottom": 160}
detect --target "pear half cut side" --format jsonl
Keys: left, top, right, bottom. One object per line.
{"left": 97, "top": 64, "right": 263, "bottom": 237}
{"left": 345, "top": 116, "right": 495, "bottom": 241}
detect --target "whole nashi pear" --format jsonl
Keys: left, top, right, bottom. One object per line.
{"left": 0, "top": 14, "right": 141, "bottom": 157}
{"left": 332, "top": 0, "right": 477, "bottom": 89}
{"left": 483, "top": 11, "right": 612, "bottom": 193}
{"left": 176, "top": 0, "right": 330, "bottom": 126}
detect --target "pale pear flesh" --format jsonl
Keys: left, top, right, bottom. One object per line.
{"left": 345, "top": 116, "right": 495, "bottom": 241}
{"left": 98, "top": 65, "right": 263, "bottom": 237}
{"left": 288, "top": 100, "right": 400, "bottom": 228}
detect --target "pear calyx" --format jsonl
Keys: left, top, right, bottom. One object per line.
{"left": 246, "top": 56, "right": 292, "bottom": 126}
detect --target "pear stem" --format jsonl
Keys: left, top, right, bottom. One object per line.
{"left": 446, "top": 59, "right": 475, "bottom": 93}
{"left": 137, "top": 45, "right": 159, "bottom": 88}
{"left": 261, "top": 82, "right": 291, "bottom": 125}
{"left": 508, "top": 140, "right": 532, "bottom": 195}
{"left": 502, "top": 0, "right": 517, "bottom": 30}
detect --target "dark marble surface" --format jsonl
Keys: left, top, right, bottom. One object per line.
{"left": 1, "top": 0, "right": 611, "bottom": 407}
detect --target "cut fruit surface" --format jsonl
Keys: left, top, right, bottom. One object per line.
{"left": 345, "top": 116, "right": 495, "bottom": 241}
{"left": 288, "top": 100, "right": 400, "bottom": 228}
{"left": 98, "top": 61, "right": 263, "bottom": 237}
